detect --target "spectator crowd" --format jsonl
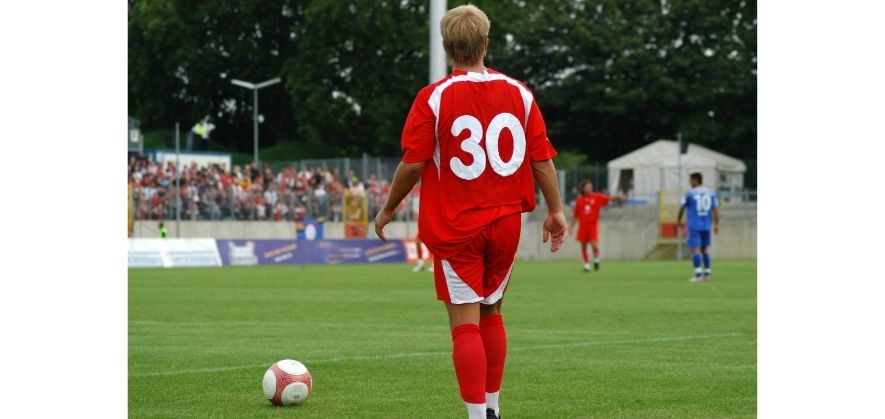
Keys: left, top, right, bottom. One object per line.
{"left": 128, "top": 155, "right": 410, "bottom": 223}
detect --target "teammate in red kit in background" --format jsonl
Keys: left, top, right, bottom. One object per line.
{"left": 374, "top": 5, "right": 567, "bottom": 419}
{"left": 413, "top": 236, "right": 434, "bottom": 272}
{"left": 571, "top": 180, "right": 621, "bottom": 272}
{"left": 411, "top": 183, "right": 434, "bottom": 273}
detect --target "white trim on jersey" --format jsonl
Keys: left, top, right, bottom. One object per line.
{"left": 427, "top": 71, "right": 535, "bottom": 137}
{"left": 433, "top": 136, "right": 441, "bottom": 178}
{"left": 441, "top": 259, "right": 482, "bottom": 304}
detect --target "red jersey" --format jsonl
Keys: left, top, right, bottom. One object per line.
{"left": 401, "top": 68, "right": 557, "bottom": 258}
{"left": 574, "top": 193, "right": 611, "bottom": 225}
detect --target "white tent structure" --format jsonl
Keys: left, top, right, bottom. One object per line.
{"left": 607, "top": 140, "right": 747, "bottom": 201}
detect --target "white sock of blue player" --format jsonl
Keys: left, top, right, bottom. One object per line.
{"left": 692, "top": 253, "right": 702, "bottom": 278}
{"left": 702, "top": 253, "right": 711, "bottom": 276}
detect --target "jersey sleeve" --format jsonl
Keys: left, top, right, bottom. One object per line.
{"left": 525, "top": 100, "right": 557, "bottom": 161}
{"left": 680, "top": 194, "right": 688, "bottom": 207}
{"left": 401, "top": 88, "right": 435, "bottom": 163}
{"left": 712, "top": 193, "right": 719, "bottom": 209}
{"left": 600, "top": 194, "right": 611, "bottom": 206}
{"left": 572, "top": 197, "right": 580, "bottom": 217}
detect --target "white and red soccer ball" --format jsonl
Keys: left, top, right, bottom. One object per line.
{"left": 262, "top": 359, "right": 313, "bottom": 406}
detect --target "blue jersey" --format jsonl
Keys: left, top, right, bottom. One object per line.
{"left": 682, "top": 187, "right": 718, "bottom": 231}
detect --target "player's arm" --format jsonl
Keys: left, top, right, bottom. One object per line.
{"left": 523, "top": 98, "right": 565, "bottom": 251}
{"left": 531, "top": 159, "right": 567, "bottom": 252}
{"left": 374, "top": 161, "right": 425, "bottom": 241}
{"left": 376, "top": 88, "right": 433, "bottom": 241}
{"left": 676, "top": 204, "right": 686, "bottom": 226}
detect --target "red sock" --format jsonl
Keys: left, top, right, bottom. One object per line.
{"left": 581, "top": 247, "right": 589, "bottom": 263}
{"left": 480, "top": 315, "right": 507, "bottom": 393}
{"left": 451, "top": 324, "right": 487, "bottom": 404}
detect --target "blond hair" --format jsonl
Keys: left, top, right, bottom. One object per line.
{"left": 440, "top": 4, "right": 490, "bottom": 66}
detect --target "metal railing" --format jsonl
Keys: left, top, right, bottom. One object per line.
{"left": 129, "top": 156, "right": 756, "bottom": 223}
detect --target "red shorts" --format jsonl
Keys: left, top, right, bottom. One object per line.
{"left": 576, "top": 222, "right": 599, "bottom": 243}
{"left": 433, "top": 212, "right": 521, "bottom": 305}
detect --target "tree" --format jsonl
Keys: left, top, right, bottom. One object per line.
{"left": 128, "top": 0, "right": 305, "bottom": 152}
{"left": 128, "top": 0, "right": 756, "bottom": 161}
{"left": 475, "top": 0, "right": 756, "bottom": 160}
{"left": 282, "top": 1, "right": 429, "bottom": 156}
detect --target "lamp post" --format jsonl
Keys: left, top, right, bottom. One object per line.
{"left": 429, "top": 0, "right": 447, "bottom": 83}
{"left": 230, "top": 77, "right": 281, "bottom": 168}
{"left": 175, "top": 122, "right": 181, "bottom": 237}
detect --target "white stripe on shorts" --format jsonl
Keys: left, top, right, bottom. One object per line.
{"left": 441, "top": 259, "right": 482, "bottom": 304}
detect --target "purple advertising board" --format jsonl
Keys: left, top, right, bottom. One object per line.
{"left": 216, "top": 239, "right": 408, "bottom": 266}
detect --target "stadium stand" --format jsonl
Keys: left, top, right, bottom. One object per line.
{"left": 128, "top": 155, "right": 397, "bottom": 222}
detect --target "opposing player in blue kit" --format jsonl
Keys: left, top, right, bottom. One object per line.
{"left": 677, "top": 172, "right": 720, "bottom": 282}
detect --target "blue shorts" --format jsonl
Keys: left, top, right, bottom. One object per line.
{"left": 686, "top": 230, "right": 711, "bottom": 248}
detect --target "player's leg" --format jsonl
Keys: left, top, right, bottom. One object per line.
{"left": 687, "top": 230, "right": 704, "bottom": 281}
{"left": 434, "top": 240, "right": 488, "bottom": 419}
{"left": 590, "top": 240, "right": 601, "bottom": 270}
{"left": 700, "top": 247, "right": 711, "bottom": 280}
{"left": 478, "top": 213, "right": 520, "bottom": 419}
{"left": 445, "top": 302, "right": 487, "bottom": 419}
{"left": 480, "top": 301, "right": 505, "bottom": 418}
{"left": 690, "top": 248, "right": 703, "bottom": 282}
{"left": 580, "top": 241, "right": 590, "bottom": 271}
{"left": 577, "top": 222, "right": 591, "bottom": 271}
{"left": 590, "top": 236, "right": 601, "bottom": 271}
{"left": 701, "top": 230, "right": 712, "bottom": 280}
{"left": 413, "top": 238, "right": 425, "bottom": 272}
{"left": 586, "top": 223, "right": 601, "bottom": 271}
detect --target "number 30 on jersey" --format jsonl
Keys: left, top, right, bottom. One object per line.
{"left": 449, "top": 112, "right": 526, "bottom": 180}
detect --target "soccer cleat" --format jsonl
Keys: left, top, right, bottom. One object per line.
{"left": 593, "top": 262, "right": 599, "bottom": 271}
{"left": 583, "top": 263, "right": 591, "bottom": 272}
{"left": 486, "top": 408, "right": 500, "bottom": 419}
{"left": 702, "top": 275, "right": 712, "bottom": 282}
{"left": 428, "top": 265, "right": 434, "bottom": 273}
{"left": 689, "top": 276, "right": 704, "bottom": 283}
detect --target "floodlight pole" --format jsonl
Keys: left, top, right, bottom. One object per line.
{"left": 676, "top": 132, "right": 683, "bottom": 261}
{"left": 429, "top": 0, "right": 447, "bottom": 83}
{"left": 175, "top": 122, "right": 181, "bottom": 238}
{"left": 231, "top": 77, "right": 282, "bottom": 168}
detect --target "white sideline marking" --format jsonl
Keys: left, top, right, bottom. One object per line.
{"left": 130, "top": 332, "right": 743, "bottom": 377}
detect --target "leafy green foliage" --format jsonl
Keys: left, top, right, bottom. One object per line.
{"left": 129, "top": 0, "right": 756, "bottom": 161}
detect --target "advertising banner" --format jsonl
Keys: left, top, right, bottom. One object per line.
{"left": 128, "top": 239, "right": 223, "bottom": 268}
{"left": 216, "top": 239, "right": 407, "bottom": 266}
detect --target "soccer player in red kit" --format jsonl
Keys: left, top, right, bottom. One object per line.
{"left": 572, "top": 180, "right": 616, "bottom": 272}
{"left": 410, "top": 183, "right": 434, "bottom": 273}
{"left": 374, "top": 5, "right": 567, "bottom": 419}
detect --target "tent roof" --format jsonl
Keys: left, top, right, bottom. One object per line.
{"left": 607, "top": 140, "right": 746, "bottom": 172}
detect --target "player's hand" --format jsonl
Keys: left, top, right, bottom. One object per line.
{"left": 374, "top": 208, "right": 395, "bottom": 241}
{"left": 542, "top": 210, "right": 568, "bottom": 253}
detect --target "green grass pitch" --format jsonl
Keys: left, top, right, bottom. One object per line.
{"left": 129, "top": 260, "right": 756, "bottom": 418}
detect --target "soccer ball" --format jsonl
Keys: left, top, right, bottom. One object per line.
{"left": 262, "top": 359, "right": 313, "bottom": 406}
